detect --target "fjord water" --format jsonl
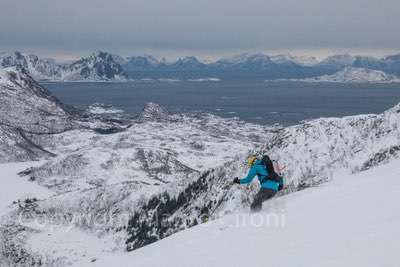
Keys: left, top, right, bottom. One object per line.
{"left": 44, "top": 80, "right": 400, "bottom": 126}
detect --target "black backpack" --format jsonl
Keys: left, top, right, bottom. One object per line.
{"left": 261, "top": 155, "right": 283, "bottom": 190}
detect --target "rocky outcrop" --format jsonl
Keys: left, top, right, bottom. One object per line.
{"left": 136, "top": 102, "right": 179, "bottom": 122}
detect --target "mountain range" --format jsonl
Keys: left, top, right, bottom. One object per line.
{"left": 1, "top": 51, "right": 400, "bottom": 81}
{"left": 0, "top": 51, "right": 128, "bottom": 81}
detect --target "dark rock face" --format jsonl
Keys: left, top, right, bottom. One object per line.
{"left": 361, "top": 145, "right": 400, "bottom": 171}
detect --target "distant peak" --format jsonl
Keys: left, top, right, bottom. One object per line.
{"left": 90, "top": 51, "right": 112, "bottom": 59}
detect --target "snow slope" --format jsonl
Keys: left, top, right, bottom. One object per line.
{"left": 0, "top": 67, "right": 73, "bottom": 133}
{"left": 91, "top": 157, "right": 400, "bottom": 267}
{"left": 0, "top": 162, "right": 52, "bottom": 216}
{"left": 0, "top": 67, "right": 76, "bottom": 163}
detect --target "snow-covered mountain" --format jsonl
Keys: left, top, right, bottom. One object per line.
{"left": 270, "top": 53, "right": 319, "bottom": 66}
{"left": 121, "top": 52, "right": 400, "bottom": 79}
{"left": 315, "top": 53, "right": 400, "bottom": 76}
{"left": 352, "top": 55, "right": 384, "bottom": 70}
{"left": 3, "top": 51, "right": 400, "bottom": 81}
{"left": 0, "top": 51, "right": 63, "bottom": 81}
{"left": 122, "top": 55, "right": 160, "bottom": 71}
{"left": 295, "top": 67, "right": 400, "bottom": 83}
{"left": 212, "top": 53, "right": 275, "bottom": 70}
{"left": 355, "top": 53, "right": 400, "bottom": 75}
{"left": 168, "top": 56, "right": 207, "bottom": 70}
{"left": 0, "top": 67, "right": 74, "bottom": 162}
{"left": 0, "top": 67, "right": 125, "bottom": 163}
{"left": 1, "top": 68, "right": 400, "bottom": 265}
{"left": 0, "top": 51, "right": 128, "bottom": 81}
{"left": 62, "top": 51, "right": 128, "bottom": 81}
{"left": 318, "top": 54, "right": 356, "bottom": 69}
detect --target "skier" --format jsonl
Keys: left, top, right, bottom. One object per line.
{"left": 233, "top": 155, "right": 283, "bottom": 212}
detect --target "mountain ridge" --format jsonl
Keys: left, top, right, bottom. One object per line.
{"left": 3, "top": 50, "right": 400, "bottom": 81}
{"left": 281, "top": 66, "right": 400, "bottom": 83}
{"left": 0, "top": 51, "right": 128, "bottom": 81}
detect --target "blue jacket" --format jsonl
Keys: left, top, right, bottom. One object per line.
{"left": 240, "top": 159, "right": 280, "bottom": 191}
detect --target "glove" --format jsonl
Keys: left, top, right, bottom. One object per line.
{"left": 233, "top": 177, "right": 240, "bottom": 184}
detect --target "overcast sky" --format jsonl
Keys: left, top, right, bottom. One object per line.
{"left": 0, "top": 0, "right": 399, "bottom": 60}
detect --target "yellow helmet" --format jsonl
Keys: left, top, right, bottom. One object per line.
{"left": 246, "top": 155, "right": 257, "bottom": 167}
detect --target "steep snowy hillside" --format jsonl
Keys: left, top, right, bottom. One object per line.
{"left": 291, "top": 67, "right": 400, "bottom": 83}
{"left": 92, "top": 157, "right": 400, "bottom": 267}
{"left": 0, "top": 67, "right": 75, "bottom": 162}
{"left": 2, "top": 99, "right": 399, "bottom": 265}
{"left": 0, "top": 115, "right": 269, "bottom": 265}
{"left": 0, "top": 67, "right": 271, "bottom": 265}
{"left": 1, "top": 68, "right": 400, "bottom": 266}
{"left": 119, "top": 101, "right": 400, "bottom": 253}
{"left": 0, "top": 67, "right": 124, "bottom": 162}
{"left": 0, "top": 67, "right": 74, "bottom": 132}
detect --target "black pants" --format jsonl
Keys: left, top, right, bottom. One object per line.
{"left": 250, "top": 188, "right": 277, "bottom": 212}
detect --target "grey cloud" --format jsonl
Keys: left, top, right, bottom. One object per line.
{"left": 0, "top": 0, "right": 399, "bottom": 55}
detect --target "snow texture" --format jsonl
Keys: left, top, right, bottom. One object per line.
{"left": 90, "top": 157, "right": 400, "bottom": 267}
